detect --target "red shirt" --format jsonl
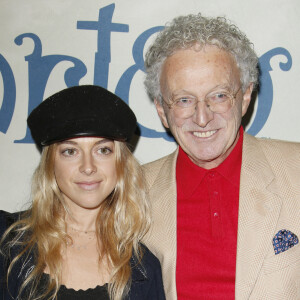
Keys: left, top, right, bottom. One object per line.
{"left": 176, "top": 128, "right": 243, "bottom": 299}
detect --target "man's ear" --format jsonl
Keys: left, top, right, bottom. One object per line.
{"left": 242, "top": 83, "right": 253, "bottom": 116}
{"left": 154, "top": 99, "right": 170, "bottom": 128}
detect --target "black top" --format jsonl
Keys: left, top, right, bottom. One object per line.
{"left": 57, "top": 285, "right": 109, "bottom": 300}
{"left": 0, "top": 210, "right": 166, "bottom": 300}
{"left": 39, "top": 273, "right": 109, "bottom": 300}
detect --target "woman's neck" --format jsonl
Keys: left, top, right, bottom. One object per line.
{"left": 65, "top": 209, "right": 99, "bottom": 232}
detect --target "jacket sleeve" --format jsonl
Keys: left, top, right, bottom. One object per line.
{"left": 0, "top": 210, "right": 14, "bottom": 300}
{"left": 0, "top": 210, "right": 23, "bottom": 300}
{"left": 128, "top": 244, "right": 166, "bottom": 300}
{"left": 146, "top": 251, "right": 166, "bottom": 300}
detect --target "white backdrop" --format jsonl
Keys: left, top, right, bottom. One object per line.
{"left": 1, "top": 0, "right": 299, "bottom": 212}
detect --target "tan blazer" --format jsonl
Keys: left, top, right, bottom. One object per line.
{"left": 143, "top": 134, "right": 300, "bottom": 300}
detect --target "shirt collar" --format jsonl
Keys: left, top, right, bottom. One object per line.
{"left": 176, "top": 127, "right": 244, "bottom": 198}
{"left": 216, "top": 126, "right": 243, "bottom": 187}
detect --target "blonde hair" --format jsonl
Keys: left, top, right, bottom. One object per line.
{"left": 0, "top": 140, "right": 151, "bottom": 300}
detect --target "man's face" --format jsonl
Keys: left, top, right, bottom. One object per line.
{"left": 156, "top": 45, "right": 252, "bottom": 169}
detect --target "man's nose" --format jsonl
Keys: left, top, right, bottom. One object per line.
{"left": 192, "top": 101, "right": 214, "bottom": 127}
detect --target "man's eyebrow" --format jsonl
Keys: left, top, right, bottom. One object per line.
{"left": 171, "top": 84, "right": 233, "bottom": 96}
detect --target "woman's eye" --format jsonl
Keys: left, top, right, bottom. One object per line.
{"left": 98, "top": 147, "right": 112, "bottom": 155}
{"left": 62, "top": 148, "right": 77, "bottom": 156}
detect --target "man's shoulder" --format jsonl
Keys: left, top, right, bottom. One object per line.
{"left": 244, "top": 134, "right": 300, "bottom": 178}
{"left": 142, "top": 150, "right": 178, "bottom": 186}
{"left": 143, "top": 149, "right": 178, "bottom": 171}
{"left": 245, "top": 134, "right": 300, "bottom": 153}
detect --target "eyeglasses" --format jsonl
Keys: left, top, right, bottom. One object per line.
{"left": 162, "top": 86, "right": 242, "bottom": 116}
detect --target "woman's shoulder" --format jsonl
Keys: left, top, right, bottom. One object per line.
{"left": 0, "top": 210, "right": 22, "bottom": 221}
{"left": 131, "top": 243, "right": 162, "bottom": 281}
{"left": 129, "top": 243, "right": 166, "bottom": 299}
{"left": 139, "top": 243, "right": 161, "bottom": 266}
{"left": 0, "top": 210, "right": 26, "bottom": 236}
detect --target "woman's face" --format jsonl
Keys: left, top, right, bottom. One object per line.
{"left": 54, "top": 137, "right": 117, "bottom": 211}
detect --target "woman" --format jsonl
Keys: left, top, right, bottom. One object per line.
{"left": 0, "top": 85, "right": 165, "bottom": 300}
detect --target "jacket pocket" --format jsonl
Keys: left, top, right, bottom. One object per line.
{"left": 263, "top": 244, "right": 300, "bottom": 275}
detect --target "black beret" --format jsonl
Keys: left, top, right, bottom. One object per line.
{"left": 27, "top": 85, "right": 137, "bottom": 148}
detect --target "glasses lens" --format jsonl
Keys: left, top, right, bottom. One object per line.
{"left": 208, "top": 92, "right": 232, "bottom": 113}
{"left": 166, "top": 87, "right": 240, "bottom": 115}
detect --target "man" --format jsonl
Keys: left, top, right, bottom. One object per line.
{"left": 143, "top": 13, "right": 300, "bottom": 300}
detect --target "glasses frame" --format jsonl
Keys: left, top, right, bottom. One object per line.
{"left": 162, "top": 85, "right": 242, "bottom": 115}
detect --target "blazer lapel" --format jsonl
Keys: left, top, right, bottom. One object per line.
{"left": 144, "top": 149, "right": 178, "bottom": 299}
{"left": 235, "top": 134, "right": 283, "bottom": 299}
{"left": 148, "top": 148, "right": 178, "bottom": 257}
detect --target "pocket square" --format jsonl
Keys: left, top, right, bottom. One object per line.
{"left": 273, "top": 229, "right": 299, "bottom": 255}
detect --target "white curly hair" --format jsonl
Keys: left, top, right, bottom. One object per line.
{"left": 144, "top": 13, "right": 259, "bottom": 103}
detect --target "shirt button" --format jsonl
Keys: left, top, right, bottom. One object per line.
{"left": 213, "top": 212, "right": 219, "bottom": 217}
{"left": 209, "top": 172, "right": 215, "bottom": 178}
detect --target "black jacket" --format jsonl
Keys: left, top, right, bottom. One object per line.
{"left": 0, "top": 210, "right": 166, "bottom": 300}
